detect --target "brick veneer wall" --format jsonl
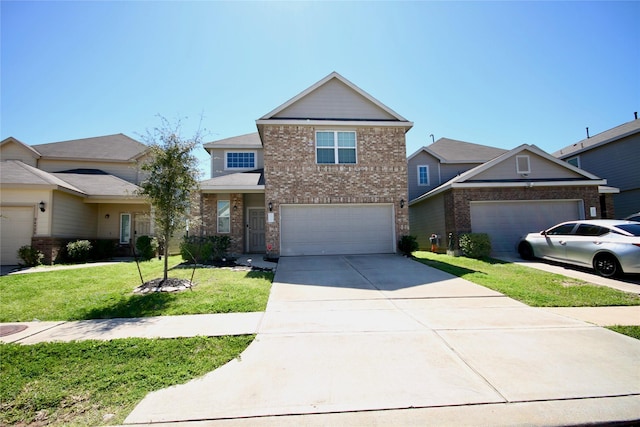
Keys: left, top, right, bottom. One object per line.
{"left": 262, "top": 125, "right": 409, "bottom": 255}
{"left": 444, "top": 185, "right": 602, "bottom": 247}
{"left": 31, "top": 237, "right": 68, "bottom": 265}
{"left": 195, "top": 193, "right": 244, "bottom": 255}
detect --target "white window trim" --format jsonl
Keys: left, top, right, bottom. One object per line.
{"left": 315, "top": 131, "right": 357, "bottom": 165}
{"left": 417, "top": 165, "right": 429, "bottom": 186}
{"left": 119, "top": 213, "right": 131, "bottom": 244}
{"left": 567, "top": 155, "right": 581, "bottom": 168}
{"left": 217, "top": 200, "right": 231, "bottom": 233}
{"left": 516, "top": 155, "right": 531, "bottom": 174}
{"left": 224, "top": 150, "right": 257, "bottom": 170}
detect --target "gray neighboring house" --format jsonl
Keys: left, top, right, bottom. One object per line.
{"left": 553, "top": 117, "right": 640, "bottom": 218}
{"left": 408, "top": 140, "right": 610, "bottom": 254}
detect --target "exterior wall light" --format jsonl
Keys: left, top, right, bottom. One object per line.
{"left": 400, "top": 199, "right": 405, "bottom": 208}
{"left": 268, "top": 202, "right": 273, "bottom": 212}
{"left": 39, "top": 201, "right": 46, "bottom": 212}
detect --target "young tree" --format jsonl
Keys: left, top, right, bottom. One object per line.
{"left": 138, "top": 116, "right": 202, "bottom": 282}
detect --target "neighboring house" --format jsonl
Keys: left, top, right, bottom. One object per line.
{"left": 408, "top": 142, "right": 610, "bottom": 253}
{"left": 0, "top": 134, "right": 151, "bottom": 264}
{"left": 553, "top": 117, "right": 640, "bottom": 218}
{"left": 193, "top": 72, "right": 413, "bottom": 257}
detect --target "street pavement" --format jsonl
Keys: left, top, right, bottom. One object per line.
{"left": 121, "top": 255, "right": 640, "bottom": 426}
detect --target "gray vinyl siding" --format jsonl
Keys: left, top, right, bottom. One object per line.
{"left": 210, "top": 148, "right": 264, "bottom": 178}
{"left": 439, "top": 163, "right": 481, "bottom": 184}
{"left": 273, "top": 79, "right": 396, "bottom": 121}
{"left": 562, "top": 136, "right": 640, "bottom": 217}
{"left": 409, "top": 194, "right": 445, "bottom": 250}
{"left": 51, "top": 191, "right": 98, "bottom": 237}
{"left": 407, "top": 152, "right": 440, "bottom": 200}
{"left": 473, "top": 152, "right": 582, "bottom": 181}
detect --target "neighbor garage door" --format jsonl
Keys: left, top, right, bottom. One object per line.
{"left": 280, "top": 204, "right": 394, "bottom": 256}
{"left": 1, "top": 207, "right": 34, "bottom": 265}
{"left": 470, "top": 200, "right": 583, "bottom": 253}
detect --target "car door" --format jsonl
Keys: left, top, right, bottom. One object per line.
{"left": 537, "top": 222, "right": 578, "bottom": 261}
{"left": 563, "top": 224, "right": 609, "bottom": 267}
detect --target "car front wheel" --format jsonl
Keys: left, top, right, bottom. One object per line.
{"left": 518, "top": 242, "right": 534, "bottom": 260}
{"left": 593, "top": 254, "right": 621, "bottom": 278}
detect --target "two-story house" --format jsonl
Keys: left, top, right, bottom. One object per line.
{"left": 0, "top": 134, "right": 151, "bottom": 264}
{"left": 553, "top": 116, "right": 640, "bottom": 218}
{"left": 408, "top": 139, "right": 609, "bottom": 253}
{"left": 194, "top": 72, "right": 413, "bottom": 257}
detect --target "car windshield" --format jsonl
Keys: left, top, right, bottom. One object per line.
{"left": 616, "top": 223, "right": 640, "bottom": 236}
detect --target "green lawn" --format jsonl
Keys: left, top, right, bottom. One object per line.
{"left": 0, "top": 256, "right": 273, "bottom": 322}
{"left": 0, "top": 336, "right": 253, "bottom": 426}
{"left": 413, "top": 251, "right": 640, "bottom": 307}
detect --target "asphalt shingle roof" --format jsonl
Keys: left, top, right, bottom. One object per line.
{"left": 553, "top": 119, "right": 640, "bottom": 158}
{"left": 427, "top": 138, "right": 508, "bottom": 163}
{"left": 203, "top": 132, "right": 262, "bottom": 150}
{"left": 32, "top": 134, "right": 148, "bottom": 161}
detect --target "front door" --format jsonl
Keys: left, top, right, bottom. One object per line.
{"left": 248, "top": 208, "right": 265, "bottom": 253}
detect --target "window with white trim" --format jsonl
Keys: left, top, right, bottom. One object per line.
{"left": 316, "top": 131, "right": 357, "bottom": 164}
{"left": 516, "top": 155, "right": 531, "bottom": 174}
{"left": 225, "top": 152, "right": 255, "bottom": 169}
{"left": 217, "top": 200, "right": 230, "bottom": 233}
{"left": 417, "top": 165, "right": 429, "bottom": 186}
{"left": 567, "top": 156, "right": 580, "bottom": 168}
{"left": 120, "top": 213, "right": 131, "bottom": 244}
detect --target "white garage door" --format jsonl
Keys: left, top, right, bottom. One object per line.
{"left": 1, "top": 207, "right": 34, "bottom": 265}
{"left": 281, "top": 204, "right": 395, "bottom": 256}
{"left": 470, "top": 200, "right": 583, "bottom": 254}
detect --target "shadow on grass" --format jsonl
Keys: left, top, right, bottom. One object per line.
{"left": 77, "top": 292, "right": 178, "bottom": 320}
{"left": 414, "top": 256, "right": 480, "bottom": 278}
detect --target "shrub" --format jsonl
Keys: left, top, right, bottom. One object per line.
{"left": 180, "top": 235, "right": 231, "bottom": 264}
{"left": 91, "top": 239, "right": 116, "bottom": 260}
{"left": 66, "top": 240, "right": 93, "bottom": 263}
{"left": 459, "top": 233, "right": 492, "bottom": 259}
{"left": 17, "top": 245, "right": 44, "bottom": 267}
{"left": 135, "top": 235, "right": 159, "bottom": 261}
{"left": 398, "top": 235, "right": 419, "bottom": 256}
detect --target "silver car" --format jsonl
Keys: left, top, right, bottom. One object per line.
{"left": 518, "top": 220, "right": 640, "bottom": 278}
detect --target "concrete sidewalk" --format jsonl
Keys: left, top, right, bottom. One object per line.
{"left": 124, "top": 255, "right": 640, "bottom": 426}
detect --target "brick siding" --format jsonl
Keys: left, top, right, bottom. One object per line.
{"left": 262, "top": 125, "right": 409, "bottom": 255}
{"left": 192, "top": 193, "right": 244, "bottom": 255}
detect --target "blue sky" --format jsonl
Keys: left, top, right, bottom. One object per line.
{"left": 2, "top": 1, "right": 638, "bottom": 177}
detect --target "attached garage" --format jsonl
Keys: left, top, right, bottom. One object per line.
{"left": 470, "top": 200, "right": 584, "bottom": 253}
{"left": 280, "top": 204, "right": 395, "bottom": 256}
{"left": 1, "top": 206, "right": 34, "bottom": 265}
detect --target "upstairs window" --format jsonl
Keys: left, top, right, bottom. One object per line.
{"left": 516, "top": 155, "right": 531, "bottom": 174}
{"left": 226, "top": 152, "right": 255, "bottom": 169}
{"left": 316, "top": 131, "right": 357, "bottom": 164}
{"left": 417, "top": 165, "right": 429, "bottom": 186}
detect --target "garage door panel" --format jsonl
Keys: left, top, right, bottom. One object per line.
{"left": 1, "top": 207, "right": 34, "bottom": 265}
{"left": 281, "top": 204, "right": 394, "bottom": 256}
{"left": 470, "top": 200, "right": 582, "bottom": 254}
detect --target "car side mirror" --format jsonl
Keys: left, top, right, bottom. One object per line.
{"left": 541, "top": 230, "right": 547, "bottom": 236}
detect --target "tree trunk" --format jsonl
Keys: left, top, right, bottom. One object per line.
{"left": 163, "top": 232, "right": 169, "bottom": 281}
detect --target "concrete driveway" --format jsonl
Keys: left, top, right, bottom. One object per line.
{"left": 125, "top": 254, "right": 640, "bottom": 426}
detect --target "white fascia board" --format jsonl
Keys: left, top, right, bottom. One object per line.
{"left": 256, "top": 119, "right": 413, "bottom": 129}
{"left": 598, "top": 185, "right": 620, "bottom": 194}
{"left": 200, "top": 185, "right": 265, "bottom": 194}
{"left": 451, "top": 180, "right": 608, "bottom": 188}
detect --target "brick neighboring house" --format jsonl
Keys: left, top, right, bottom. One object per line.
{"left": 0, "top": 134, "right": 151, "bottom": 264}
{"left": 193, "top": 72, "right": 413, "bottom": 257}
{"left": 553, "top": 117, "right": 640, "bottom": 218}
{"left": 408, "top": 141, "right": 611, "bottom": 254}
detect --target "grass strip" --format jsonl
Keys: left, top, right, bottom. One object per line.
{"left": 607, "top": 325, "right": 640, "bottom": 340}
{"left": 0, "top": 256, "right": 273, "bottom": 322}
{"left": 413, "top": 251, "right": 640, "bottom": 307}
{"left": 0, "top": 336, "right": 253, "bottom": 426}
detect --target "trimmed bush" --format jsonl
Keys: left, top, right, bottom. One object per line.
{"left": 92, "top": 239, "right": 117, "bottom": 260}
{"left": 398, "top": 235, "right": 419, "bottom": 256}
{"left": 180, "top": 235, "right": 231, "bottom": 264}
{"left": 17, "top": 245, "right": 44, "bottom": 267}
{"left": 66, "top": 240, "right": 93, "bottom": 263}
{"left": 135, "top": 235, "right": 159, "bottom": 261}
{"left": 459, "top": 233, "right": 492, "bottom": 259}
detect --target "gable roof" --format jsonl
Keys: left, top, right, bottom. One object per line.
{"left": 553, "top": 118, "right": 640, "bottom": 158}
{"left": 203, "top": 132, "right": 262, "bottom": 151}
{"left": 1, "top": 160, "right": 84, "bottom": 194}
{"left": 32, "top": 133, "right": 148, "bottom": 162}
{"left": 410, "top": 144, "right": 606, "bottom": 205}
{"left": 0, "top": 137, "right": 43, "bottom": 158}
{"left": 256, "top": 72, "right": 412, "bottom": 130}
{"left": 200, "top": 169, "right": 265, "bottom": 193}
{"left": 408, "top": 138, "right": 508, "bottom": 163}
